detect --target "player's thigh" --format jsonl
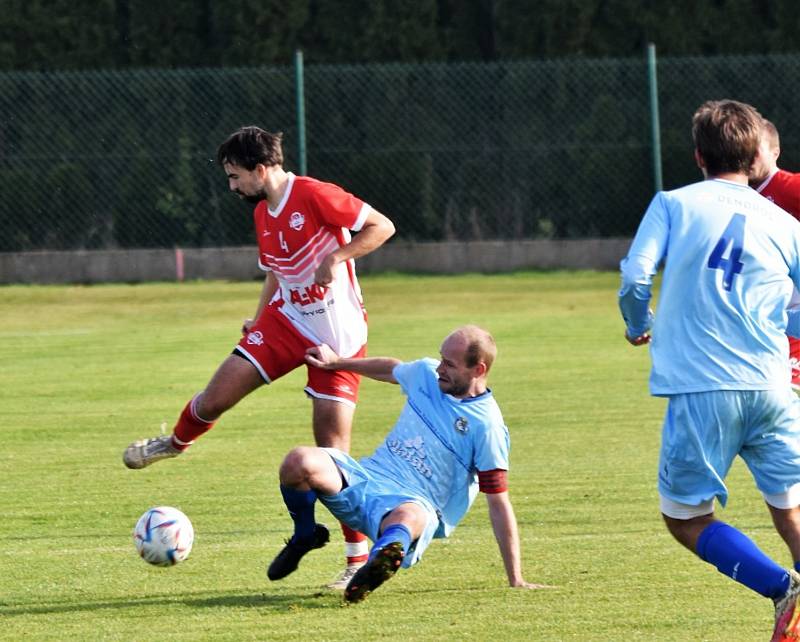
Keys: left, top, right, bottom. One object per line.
{"left": 280, "top": 446, "right": 344, "bottom": 495}
{"left": 319, "top": 472, "right": 438, "bottom": 568}
{"left": 235, "top": 309, "right": 309, "bottom": 383}
{"left": 741, "top": 388, "right": 800, "bottom": 502}
{"left": 312, "top": 397, "right": 355, "bottom": 450}
{"left": 658, "top": 391, "right": 745, "bottom": 506}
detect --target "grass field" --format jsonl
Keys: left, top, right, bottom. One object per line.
{"left": 0, "top": 271, "right": 787, "bottom": 640}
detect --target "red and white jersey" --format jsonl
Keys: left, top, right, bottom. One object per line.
{"left": 756, "top": 168, "right": 800, "bottom": 220}
{"left": 254, "top": 173, "right": 371, "bottom": 358}
{"left": 757, "top": 169, "right": 800, "bottom": 367}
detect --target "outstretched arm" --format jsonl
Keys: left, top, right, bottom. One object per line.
{"left": 305, "top": 344, "right": 400, "bottom": 384}
{"left": 486, "top": 491, "right": 551, "bottom": 589}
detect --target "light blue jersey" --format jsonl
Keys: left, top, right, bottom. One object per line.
{"left": 361, "top": 358, "right": 510, "bottom": 538}
{"left": 620, "top": 178, "right": 800, "bottom": 395}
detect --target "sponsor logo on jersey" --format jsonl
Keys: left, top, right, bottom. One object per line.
{"left": 289, "top": 283, "right": 328, "bottom": 306}
{"left": 289, "top": 211, "right": 306, "bottom": 230}
{"left": 454, "top": 416, "right": 469, "bottom": 433}
{"left": 246, "top": 331, "right": 264, "bottom": 346}
{"left": 387, "top": 435, "right": 432, "bottom": 479}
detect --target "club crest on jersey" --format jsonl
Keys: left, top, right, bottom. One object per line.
{"left": 289, "top": 211, "right": 305, "bottom": 231}
{"left": 454, "top": 416, "right": 469, "bottom": 433}
{"left": 246, "top": 331, "right": 264, "bottom": 346}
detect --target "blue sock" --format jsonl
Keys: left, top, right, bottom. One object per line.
{"left": 279, "top": 485, "right": 318, "bottom": 542}
{"left": 696, "top": 521, "right": 789, "bottom": 599}
{"left": 371, "top": 523, "right": 412, "bottom": 561}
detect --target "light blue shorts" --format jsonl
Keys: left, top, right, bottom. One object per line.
{"left": 318, "top": 448, "right": 440, "bottom": 568}
{"left": 658, "top": 388, "right": 800, "bottom": 509}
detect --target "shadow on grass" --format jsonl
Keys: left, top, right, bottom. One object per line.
{"left": 0, "top": 589, "right": 343, "bottom": 617}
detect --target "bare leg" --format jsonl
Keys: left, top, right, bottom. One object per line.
{"left": 663, "top": 512, "right": 716, "bottom": 553}
{"left": 768, "top": 504, "right": 800, "bottom": 563}
{"left": 279, "top": 446, "right": 344, "bottom": 495}
{"left": 124, "top": 354, "right": 265, "bottom": 468}
{"left": 310, "top": 397, "right": 368, "bottom": 576}
{"left": 312, "top": 397, "right": 355, "bottom": 450}
{"left": 194, "top": 354, "right": 265, "bottom": 420}
{"left": 379, "top": 502, "right": 428, "bottom": 541}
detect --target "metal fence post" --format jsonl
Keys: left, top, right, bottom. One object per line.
{"left": 647, "top": 43, "right": 663, "bottom": 193}
{"left": 294, "top": 49, "right": 307, "bottom": 176}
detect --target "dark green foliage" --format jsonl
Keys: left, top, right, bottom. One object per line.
{"left": 1, "top": 1, "right": 799, "bottom": 72}
{"left": 3, "top": 54, "right": 800, "bottom": 249}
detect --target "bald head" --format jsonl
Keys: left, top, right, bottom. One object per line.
{"left": 436, "top": 326, "right": 496, "bottom": 398}
{"left": 448, "top": 325, "right": 497, "bottom": 372}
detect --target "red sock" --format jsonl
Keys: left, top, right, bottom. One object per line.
{"left": 341, "top": 522, "right": 369, "bottom": 565}
{"left": 171, "top": 394, "right": 215, "bottom": 451}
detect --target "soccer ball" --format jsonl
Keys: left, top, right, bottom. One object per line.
{"left": 133, "top": 506, "right": 194, "bottom": 566}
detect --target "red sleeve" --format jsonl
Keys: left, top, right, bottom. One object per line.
{"left": 309, "top": 180, "right": 367, "bottom": 230}
{"left": 478, "top": 469, "right": 508, "bottom": 494}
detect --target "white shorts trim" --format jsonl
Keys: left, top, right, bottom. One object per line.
{"left": 659, "top": 494, "right": 714, "bottom": 519}
{"left": 763, "top": 483, "right": 800, "bottom": 509}
{"left": 304, "top": 386, "right": 356, "bottom": 408}
{"left": 234, "top": 346, "right": 272, "bottom": 384}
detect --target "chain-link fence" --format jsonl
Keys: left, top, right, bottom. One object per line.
{"left": 2, "top": 54, "right": 799, "bottom": 252}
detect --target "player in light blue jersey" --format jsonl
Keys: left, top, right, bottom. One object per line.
{"left": 620, "top": 99, "right": 800, "bottom": 641}
{"left": 265, "top": 325, "right": 546, "bottom": 602}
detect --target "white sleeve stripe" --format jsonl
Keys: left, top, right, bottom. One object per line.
{"left": 351, "top": 203, "right": 371, "bottom": 232}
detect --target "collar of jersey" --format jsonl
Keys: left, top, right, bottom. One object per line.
{"left": 445, "top": 388, "right": 492, "bottom": 403}
{"left": 267, "top": 172, "right": 296, "bottom": 218}
{"left": 755, "top": 168, "right": 780, "bottom": 194}
{"left": 709, "top": 177, "right": 750, "bottom": 189}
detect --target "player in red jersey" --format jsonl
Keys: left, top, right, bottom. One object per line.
{"left": 123, "top": 126, "right": 395, "bottom": 587}
{"left": 750, "top": 119, "right": 800, "bottom": 390}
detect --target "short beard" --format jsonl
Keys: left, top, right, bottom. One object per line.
{"left": 240, "top": 192, "right": 265, "bottom": 204}
{"left": 439, "top": 379, "right": 469, "bottom": 397}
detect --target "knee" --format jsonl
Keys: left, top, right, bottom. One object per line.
{"left": 279, "top": 447, "right": 316, "bottom": 486}
{"left": 663, "top": 514, "right": 689, "bottom": 538}
{"left": 195, "top": 391, "right": 227, "bottom": 421}
{"left": 662, "top": 513, "right": 714, "bottom": 552}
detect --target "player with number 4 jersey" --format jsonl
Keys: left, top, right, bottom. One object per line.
{"left": 622, "top": 177, "right": 800, "bottom": 394}
{"left": 620, "top": 100, "right": 800, "bottom": 642}
{"left": 252, "top": 173, "right": 369, "bottom": 360}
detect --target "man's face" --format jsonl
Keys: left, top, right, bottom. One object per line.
{"left": 750, "top": 136, "right": 778, "bottom": 184}
{"left": 436, "top": 334, "right": 475, "bottom": 397}
{"left": 223, "top": 162, "right": 265, "bottom": 204}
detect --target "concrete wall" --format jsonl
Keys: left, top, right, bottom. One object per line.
{"left": 0, "top": 239, "right": 632, "bottom": 285}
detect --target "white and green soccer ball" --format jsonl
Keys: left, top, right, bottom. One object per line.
{"left": 133, "top": 506, "right": 194, "bottom": 566}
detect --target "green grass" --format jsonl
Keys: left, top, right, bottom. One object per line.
{"left": 0, "top": 271, "right": 785, "bottom": 640}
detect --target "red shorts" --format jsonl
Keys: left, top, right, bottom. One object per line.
{"left": 234, "top": 307, "right": 365, "bottom": 407}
